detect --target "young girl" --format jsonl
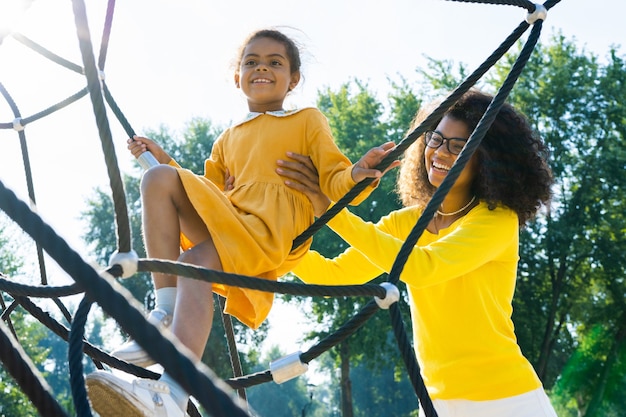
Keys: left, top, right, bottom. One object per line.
{"left": 86, "top": 28, "right": 394, "bottom": 417}
{"left": 279, "top": 89, "right": 558, "bottom": 417}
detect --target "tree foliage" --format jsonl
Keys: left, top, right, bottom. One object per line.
{"left": 487, "top": 34, "right": 626, "bottom": 415}
{"left": 75, "top": 33, "right": 626, "bottom": 416}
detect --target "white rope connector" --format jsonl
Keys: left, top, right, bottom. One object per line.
{"left": 269, "top": 351, "right": 308, "bottom": 384}
{"left": 374, "top": 282, "right": 400, "bottom": 309}
{"left": 108, "top": 250, "right": 139, "bottom": 279}
{"left": 526, "top": 3, "right": 547, "bottom": 24}
{"left": 12, "top": 118, "right": 25, "bottom": 131}
{"left": 98, "top": 69, "right": 106, "bottom": 81}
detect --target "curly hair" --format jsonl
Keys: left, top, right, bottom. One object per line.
{"left": 397, "top": 89, "right": 553, "bottom": 226}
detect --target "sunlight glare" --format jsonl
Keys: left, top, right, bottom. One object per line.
{"left": 0, "top": 0, "right": 34, "bottom": 44}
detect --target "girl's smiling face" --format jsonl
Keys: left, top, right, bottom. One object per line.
{"left": 424, "top": 116, "right": 477, "bottom": 190}
{"left": 234, "top": 36, "right": 300, "bottom": 113}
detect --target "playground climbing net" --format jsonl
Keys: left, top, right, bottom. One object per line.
{"left": 0, "top": 0, "right": 558, "bottom": 416}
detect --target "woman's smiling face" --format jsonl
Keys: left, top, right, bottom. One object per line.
{"left": 424, "top": 115, "right": 477, "bottom": 190}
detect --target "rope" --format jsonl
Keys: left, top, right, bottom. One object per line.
{"left": 389, "top": 303, "right": 436, "bottom": 417}
{"left": 97, "top": 0, "right": 116, "bottom": 71}
{"left": 68, "top": 297, "right": 95, "bottom": 417}
{"left": 445, "top": 0, "right": 536, "bottom": 11}
{"left": 292, "top": 17, "right": 532, "bottom": 250}
{"left": 387, "top": 15, "right": 545, "bottom": 288}
{"left": 137, "top": 259, "right": 387, "bottom": 299}
{"left": 11, "top": 33, "right": 84, "bottom": 74}
{"left": 0, "top": 178, "right": 249, "bottom": 416}
{"left": 0, "top": 88, "right": 89, "bottom": 130}
{"left": 0, "top": 320, "right": 69, "bottom": 417}
{"left": 218, "top": 295, "right": 248, "bottom": 402}
{"left": 71, "top": 0, "right": 132, "bottom": 254}
{"left": 0, "top": 0, "right": 562, "bottom": 415}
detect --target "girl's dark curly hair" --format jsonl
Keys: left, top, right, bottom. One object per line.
{"left": 397, "top": 89, "right": 553, "bottom": 226}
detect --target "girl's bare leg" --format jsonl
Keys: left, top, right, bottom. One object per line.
{"left": 141, "top": 166, "right": 212, "bottom": 290}
{"left": 141, "top": 165, "right": 221, "bottom": 359}
{"left": 173, "top": 240, "right": 221, "bottom": 358}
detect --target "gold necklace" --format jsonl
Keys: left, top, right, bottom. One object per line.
{"left": 437, "top": 196, "right": 476, "bottom": 217}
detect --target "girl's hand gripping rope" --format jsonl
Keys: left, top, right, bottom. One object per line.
{"left": 127, "top": 135, "right": 172, "bottom": 169}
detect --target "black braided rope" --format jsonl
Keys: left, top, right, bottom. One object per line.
{"left": 225, "top": 300, "right": 382, "bottom": 390}
{"left": 0, "top": 83, "right": 43, "bottom": 267}
{"left": 0, "top": 1, "right": 562, "bottom": 415}
{"left": 102, "top": 82, "right": 136, "bottom": 137}
{"left": 446, "top": 0, "right": 535, "bottom": 11}
{"left": 292, "top": 18, "right": 532, "bottom": 250}
{"left": 14, "top": 295, "right": 105, "bottom": 370}
{"left": 14, "top": 294, "right": 168, "bottom": 381}
{"left": 0, "top": 178, "right": 250, "bottom": 416}
{"left": 64, "top": 295, "right": 199, "bottom": 417}
{"left": 11, "top": 286, "right": 206, "bottom": 412}
{"left": 0, "top": 80, "right": 78, "bottom": 330}
{"left": 0, "top": 320, "right": 69, "bottom": 417}
{"left": 0, "top": 279, "right": 83, "bottom": 298}
{"left": 97, "top": 0, "right": 116, "bottom": 71}
{"left": 0, "top": 300, "right": 18, "bottom": 347}
{"left": 0, "top": 87, "right": 89, "bottom": 130}
{"left": 389, "top": 303, "right": 435, "bottom": 417}
{"left": 226, "top": 370, "right": 274, "bottom": 389}
{"left": 137, "top": 259, "right": 387, "bottom": 299}
{"left": 387, "top": 18, "right": 544, "bottom": 289}
{"left": 11, "top": 33, "right": 84, "bottom": 74}
{"left": 301, "top": 299, "right": 380, "bottom": 363}
{"left": 0, "top": 299, "right": 17, "bottom": 322}
{"left": 68, "top": 297, "right": 95, "bottom": 417}
{"left": 218, "top": 295, "right": 249, "bottom": 402}
{"left": 71, "top": 0, "right": 132, "bottom": 254}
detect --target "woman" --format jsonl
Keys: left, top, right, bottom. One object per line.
{"left": 277, "top": 89, "right": 558, "bottom": 417}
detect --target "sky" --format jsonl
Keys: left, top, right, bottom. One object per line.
{"left": 0, "top": 0, "right": 625, "bottom": 372}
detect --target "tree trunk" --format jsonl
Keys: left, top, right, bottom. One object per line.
{"left": 537, "top": 254, "right": 567, "bottom": 380}
{"left": 339, "top": 341, "right": 354, "bottom": 417}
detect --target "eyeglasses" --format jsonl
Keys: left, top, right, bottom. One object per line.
{"left": 424, "top": 130, "right": 468, "bottom": 155}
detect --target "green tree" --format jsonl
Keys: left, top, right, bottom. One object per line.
{"left": 486, "top": 34, "right": 626, "bottom": 415}
{"left": 0, "top": 218, "right": 43, "bottom": 416}
{"left": 350, "top": 336, "right": 419, "bottom": 417}
{"left": 0, "top": 311, "right": 52, "bottom": 417}
{"left": 0, "top": 216, "right": 104, "bottom": 415}
{"left": 79, "top": 34, "right": 626, "bottom": 415}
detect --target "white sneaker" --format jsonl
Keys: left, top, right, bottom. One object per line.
{"left": 86, "top": 370, "right": 188, "bottom": 417}
{"left": 111, "top": 308, "right": 173, "bottom": 367}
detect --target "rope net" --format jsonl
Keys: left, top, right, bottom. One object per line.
{"left": 0, "top": 0, "right": 560, "bottom": 416}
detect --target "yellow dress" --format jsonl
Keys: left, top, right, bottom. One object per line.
{"left": 173, "top": 108, "right": 372, "bottom": 328}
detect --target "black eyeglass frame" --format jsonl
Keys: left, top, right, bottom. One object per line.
{"left": 423, "top": 130, "right": 468, "bottom": 155}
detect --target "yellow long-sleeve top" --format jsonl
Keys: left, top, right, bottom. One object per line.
{"left": 173, "top": 108, "right": 372, "bottom": 329}
{"left": 292, "top": 202, "right": 542, "bottom": 400}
